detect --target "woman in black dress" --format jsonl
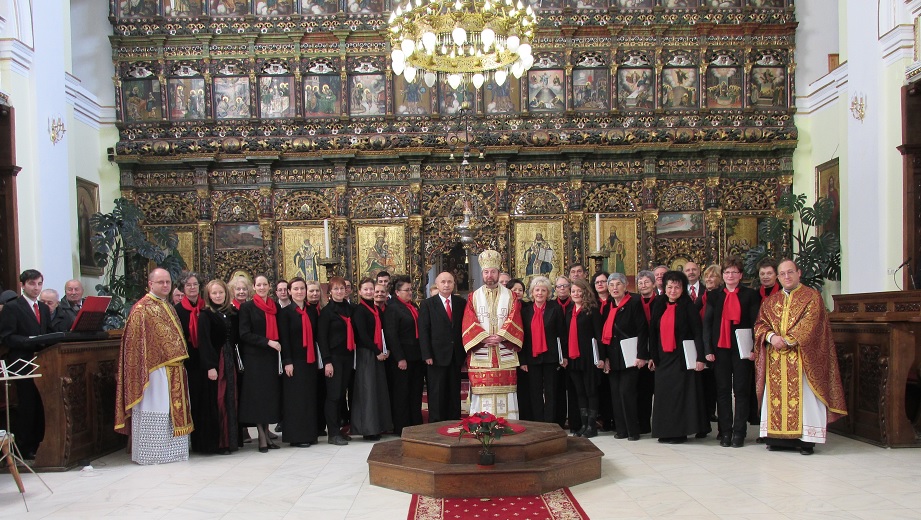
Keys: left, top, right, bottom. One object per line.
{"left": 350, "top": 278, "right": 392, "bottom": 440}
{"left": 565, "top": 278, "right": 604, "bottom": 438}
{"left": 196, "top": 279, "right": 240, "bottom": 454}
{"left": 520, "top": 276, "right": 565, "bottom": 423}
{"left": 601, "top": 272, "right": 649, "bottom": 441}
{"left": 238, "top": 275, "right": 282, "bottom": 453}
{"left": 384, "top": 275, "right": 425, "bottom": 436}
{"left": 318, "top": 276, "right": 355, "bottom": 446}
{"left": 649, "top": 270, "right": 710, "bottom": 444}
{"left": 174, "top": 272, "right": 210, "bottom": 453}
{"left": 279, "top": 277, "right": 319, "bottom": 447}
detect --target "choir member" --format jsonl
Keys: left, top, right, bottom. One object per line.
{"left": 279, "top": 277, "right": 319, "bottom": 447}
{"left": 634, "top": 270, "right": 657, "bottom": 434}
{"left": 384, "top": 275, "right": 425, "bottom": 435}
{"left": 238, "top": 275, "right": 282, "bottom": 452}
{"left": 519, "top": 276, "right": 566, "bottom": 423}
{"left": 230, "top": 276, "right": 252, "bottom": 310}
{"left": 318, "top": 276, "right": 355, "bottom": 445}
{"left": 174, "top": 272, "right": 210, "bottom": 453}
{"left": 196, "top": 279, "right": 240, "bottom": 454}
{"left": 565, "top": 278, "right": 604, "bottom": 438}
{"left": 306, "top": 279, "right": 327, "bottom": 434}
{"left": 350, "top": 278, "right": 392, "bottom": 440}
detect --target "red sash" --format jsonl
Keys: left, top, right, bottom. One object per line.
{"left": 531, "top": 303, "right": 548, "bottom": 356}
{"left": 181, "top": 297, "right": 205, "bottom": 348}
{"left": 660, "top": 302, "right": 677, "bottom": 352}
{"left": 568, "top": 306, "right": 581, "bottom": 360}
{"left": 401, "top": 299, "right": 419, "bottom": 338}
{"left": 340, "top": 315, "right": 356, "bottom": 351}
{"left": 294, "top": 305, "right": 316, "bottom": 364}
{"left": 601, "top": 293, "right": 632, "bottom": 345}
{"left": 718, "top": 289, "right": 741, "bottom": 349}
{"left": 253, "top": 295, "right": 279, "bottom": 341}
{"left": 360, "top": 300, "right": 383, "bottom": 351}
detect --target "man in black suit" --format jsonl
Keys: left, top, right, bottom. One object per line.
{"left": 419, "top": 271, "right": 467, "bottom": 423}
{"left": 0, "top": 269, "right": 53, "bottom": 459}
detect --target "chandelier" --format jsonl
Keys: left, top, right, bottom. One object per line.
{"left": 387, "top": 0, "right": 538, "bottom": 89}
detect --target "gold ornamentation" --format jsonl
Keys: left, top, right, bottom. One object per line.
{"left": 850, "top": 92, "right": 866, "bottom": 122}
{"left": 49, "top": 116, "right": 66, "bottom": 145}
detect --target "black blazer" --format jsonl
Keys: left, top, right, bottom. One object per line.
{"left": 197, "top": 307, "right": 239, "bottom": 372}
{"left": 279, "top": 303, "right": 318, "bottom": 366}
{"left": 649, "top": 296, "right": 704, "bottom": 365}
{"left": 0, "top": 296, "right": 52, "bottom": 360}
{"left": 175, "top": 300, "right": 203, "bottom": 367}
{"left": 702, "top": 286, "right": 761, "bottom": 357}
{"left": 564, "top": 305, "right": 602, "bottom": 370}
{"left": 519, "top": 300, "right": 565, "bottom": 366}
{"left": 600, "top": 294, "right": 650, "bottom": 370}
{"left": 318, "top": 299, "right": 354, "bottom": 361}
{"left": 384, "top": 298, "right": 422, "bottom": 363}
{"left": 238, "top": 299, "right": 281, "bottom": 357}
{"left": 353, "top": 298, "right": 384, "bottom": 353}
{"left": 418, "top": 294, "right": 466, "bottom": 366}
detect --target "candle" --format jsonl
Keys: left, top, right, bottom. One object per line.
{"left": 595, "top": 213, "right": 601, "bottom": 252}
{"left": 323, "top": 219, "right": 331, "bottom": 258}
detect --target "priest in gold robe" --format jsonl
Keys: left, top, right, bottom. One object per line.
{"left": 462, "top": 249, "right": 525, "bottom": 419}
{"left": 754, "top": 259, "right": 847, "bottom": 455}
{"left": 115, "top": 268, "right": 193, "bottom": 465}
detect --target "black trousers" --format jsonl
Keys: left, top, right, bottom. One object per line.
{"left": 390, "top": 358, "right": 425, "bottom": 434}
{"left": 426, "top": 360, "right": 462, "bottom": 423}
{"left": 14, "top": 378, "right": 44, "bottom": 455}
{"left": 565, "top": 367, "right": 583, "bottom": 430}
{"left": 568, "top": 367, "right": 600, "bottom": 411}
{"left": 516, "top": 367, "right": 533, "bottom": 421}
{"left": 636, "top": 366, "right": 655, "bottom": 434}
{"left": 609, "top": 367, "right": 640, "bottom": 437}
{"left": 714, "top": 347, "right": 753, "bottom": 437}
{"left": 324, "top": 356, "right": 354, "bottom": 437}
{"left": 527, "top": 363, "right": 559, "bottom": 423}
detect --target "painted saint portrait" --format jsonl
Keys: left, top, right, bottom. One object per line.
{"left": 439, "top": 78, "right": 473, "bottom": 115}
{"left": 574, "top": 0, "right": 606, "bottom": 8}
{"left": 617, "top": 68, "right": 654, "bottom": 110}
{"left": 164, "top": 0, "right": 203, "bottom": 16}
{"left": 346, "top": 0, "right": 383, "bottom": 14}
{"left": 301, "top": 0, "right": 339, "bottom": 14}
{"left": 749, "top": 0, "right": 784, "bottom": 7}
{"left": 662, "top": 0, "right": 698, "bottom": 7}
{"left": 706, "top": 0, "right": 741, "bottom": 6}
{"left": 483, "top": 77, "right": 520, "bottom": 114}
{"left": 357, "top": 226, "right": 405, "bottom": 279}
{"left": 119, "top": 0, "right": 160, "bottom": 17}
{"left": 255, "top": 0, "right": 294, "bottom": 15}
{"left": 77, "top": 178, "right": 103, "bottom": 276}
{"left": 394, "top": 77, "right": 433, "bottom": 115}
{"left": 513, "top": 221, "right": 564, "bottom": 286}
{"left": 168, "top": 78, "right": 207, "bottom": 120}
{"left": 281, "top": 227, "right": 328, "bottom": 282}
{"left": 573, "top": 69, "right": 609, "bottom": 111}
{"left": 210, "top": 0, "right": 251, "bottom": 16}
{"left": 817, "top": 159, "right": 840, "bottom": 239}
{"left": 213, "top": 77, "right": 252, "bottom": 119}
{"left": 661, "top": 68, "right": 698, "bottom": 109}
{"left": 304, "top": 75, "right": 342, "bottom": 116}
{"left": 706, "top": 67, "right": 743, "bottom": 108}
{"left": 527, "top": 69, "right": 565, "bottom": 112}
{"left": 616, "top": 0, "right": 653, "bottom": 7}
{"left": 599, "top": 220, "right": 638, "bottom": 276}
{"left": 258, "top": 76, "right": 296, "bottom": 118}
{"left": 749, "top": 67, "right": 786, "bottom": 107}
{"left": 349, "top": 74, "right": 386, "bottom": 116}
{"left": 122, "top": 79, "right": 162, "bottom": 122}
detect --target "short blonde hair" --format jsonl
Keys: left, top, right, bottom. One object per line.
{"left": 529, "top": 276, "right": 552, "bottom": 295}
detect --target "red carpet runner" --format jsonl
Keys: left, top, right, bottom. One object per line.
{"left": 407, "top": 488, "right": 589, "bottom": 520}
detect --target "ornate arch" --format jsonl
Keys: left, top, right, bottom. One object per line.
{"left": 215, "top": 194, "right": 259, "bottom": 222}
{"left": 583, "top": 184, "right": 641, "bottom": 213}
{"left": 135, "top": 191, "right": 197, "bottom": 224}
{"left": 351, "top": 190, "right": 407, "bottom": 218}
{"left": 658, "top": 184, "right": 702, "bottom": 212}
{"left": 512, "top": 188, "right": 565, "bottom": 215}
{"left": 274, "top": 189, "right": 333, "bottom": 220}
{"left": 423, "top": 188, "right": 496, "bottom": 266}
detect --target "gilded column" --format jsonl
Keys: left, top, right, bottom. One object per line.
{"left": 408, "top": 215, "right": 423, "bottom": 300}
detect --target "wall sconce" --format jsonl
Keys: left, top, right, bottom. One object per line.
{"left": 850, "top": 93, "right": 866, "bottom": 122}
{"left": 48, "top": 116, "right": 66, "bottom": 145}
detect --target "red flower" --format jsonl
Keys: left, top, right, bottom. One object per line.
{"left": 467, "top": 415, "right": 482, "bottom": 425}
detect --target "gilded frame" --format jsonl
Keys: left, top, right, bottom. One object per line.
{"left": 512, "top": 219, "right": 565, "bottom": 287}
{"left": 76, "top": 178, "right": 103, "bottom": 276}
{"left": 354, "top": 224, "right": 406, "bottom": 280}
{"left": 278, "top": 224, "right": 329, "bottom": 283}
{"left": 816, "top": 158, "right": 840, "bottom": 239}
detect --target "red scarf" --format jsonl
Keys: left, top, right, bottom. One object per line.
{"left": 360, "top": 299, "right": 383, "bottom": 351}
{"left": 531, "top": 303, "right": 548, "bottom": 356}
{"left": 660, "top": 302, "right": 677, "bottom": 353}
{"left": 601, "top": 293, "right": 632, "bottom": 345}
{"left": 699, "top": 290, "right": 708, "bottom": 320}
{"left": 340, "top": 314, "right": 356, "bottom": 351}
{"left": 567, "top": 306, "right": 582, "bottom": 359}
{"left": 641, "top": 296, "right": 654, "bottom": 323}
{"left": 760, "top": 284, "right": 779, "bottom": 299}
{"left": 557, "top": 297, "right": 571, "bottom": 314}
{"left": 401, "top": 299, "right": 419, "bottom": 338}
{"left": 181, "top": 297, "right": 205, "bottom": 348}
{"left": 232, "top": 299, "right": 242, "bottom": 310}
{"left": 294, "top": 305, "right": 316, "bottom": 364}
{"left": 718, "top": 288, "right": 741, "bottom": 349}
{"left": 253, "top": 294, "right": 279, "bottom": 341}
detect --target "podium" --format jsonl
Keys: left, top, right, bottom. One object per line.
{"left": 829, "top": 291, "right": 921, "bottom": 447}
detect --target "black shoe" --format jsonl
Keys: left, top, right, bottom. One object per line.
{"left": 274, "top": 422, "right": 284, "bottom": 433}
{"left": 628, "top": 435, "right": 640, "bottom": 441}
{"left": 328, "top": 436, "right": 348, "bottom": 446}
{"left": 341, "top": 433, "right": 352, "bottom": 442}
{"left": 290, "top": 443, "right": 311, "bottom": 448}
{"left": 695, "top": 432, "right": 708, "bottom": 439}
{"left": 258, "top": 446, "right": 269, "bottom": 453}
{"left": 217, "top": 449, "right": 232, "bottom": 455}
{"left": 658, "top": 437, "right": 670, "bottom": 443}
{"left": 318, "top": 430, "right": 327, "bottom": 437}
{"left": 731, "top": 434, "right": 745, "bottom": 448}
{"left": 268, "top": 431, "right": 279, "bottom": 440}
{"left": 614, "top": 433, "right": 628, "bottom": 439}
{"left": 669, "top": 437, "right": 687, "bottom": 444}
{"left": 709, "top": 415, "right": 718, "bottom": 422}
{"left": 363, "top": 434, "right": 382, "bottom": 441}
{"left": 800, "top": 446, "right": 814, "bottom": 456}
{"left": 756, "top": 436, "right": 766, "bottom": 444}
{"left": 719, "top": 434, "right": 732, "bottom": 447}
{"left": 267, "top": 442, "right": 281, "bottom": 450}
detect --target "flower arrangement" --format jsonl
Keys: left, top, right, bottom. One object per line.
{"left": 457, "top": 411, "right": 516, "bottom": 458}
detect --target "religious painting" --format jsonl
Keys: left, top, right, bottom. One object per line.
{"left": 394, "top": 76, "right": 433, "bottom": 115}
{"left": 210, "top": 0, "right": 251, "bottom": 16}
{"left": 304, "top": 75, "right": 342, "bottom": 116}
{"left": 706, "top": 67, "right": 743, "bottom": 108}
{"left": 663, "top": 0, "right": 698, "bottom": 7}
{"left": 281, "top": 226, "right": 329, "bottom": 282}
{"left": 122, "top": 79, "right": 162, "bottom": 122}
{"left": 118, "top": 0, "right": 160, "bottom": 17}
{"left": 346, "top": 0, "right": 383, "bottom": 14}
{"left": 706, "top": 0, "right": 741, "bottom": 6}
{"left": 301, "top": 0, "right": 339, "bottom": 14}
{"left": 483, "top": 77, "right": 520, "bottom": 114}
{"left": 168, "top": 78, "right": 207, "bottom": 120}
{"left": 538, "top": 0, "right": 564, "bottom": 9}
{"left": 527, "top": 69, "right": 565, "bottom": 112}
{"left": 616, "top": 0, "right": 653, "bottom": 7}
{"left": 724, "top": 216, "right": 762, "bottom": 259}
{"left": 617, "top": 68, "right": 654, "bottom": 110}
{"left": 438, "top": 78, "right": 473, "bottom": 115}
{"left": 661, "top": 68, "right": 698, "bottom": 109}
{"left": 513, "top": 220, "right": 564, "bottom": 286}
{"left": 213, "top": 77, "right": 251, "bottom": 119}
{"left": 165, "top": 0, "right": 204, "bottom": 16}
{"left": 572, "top": 69, "right": 609, "bottom": 111}
{"left": 76, "top": 178, "right": 103, "bottom": 276}
{"left": 749, "top": 0, "right": 783, "bottom": 6}
{"left": 176, "top": 230, "right": 196, "bottom": 273}
{"left": 349, "top": 74, "right": 386, "bottom": 116}
{"left": 656, "top": 212, "right": 705, "bottom": 238}
{"left": 255, "top": 0, "right": 294, "bottom": 15}
{"left": 816, "top": 158, "right": 840, "bottom": 239}
{"left": 600, "top": 219, "right": 638, "bottom": 276}
{"left": 215, "top": 223, "right": 264, "bottom": 250}
{"left": 574, "top": 0, "right": 606, "bottom": 8}
{"left": 356, "top": 225, "right": 405, "bottom": 279}
{"left": 749, "top": 67, "right": 786, "bottom": 107}
{"left": 258, "top": 76, "right": 296, "bottom": 118}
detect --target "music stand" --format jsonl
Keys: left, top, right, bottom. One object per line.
{"left": 1, "top": 358, "right": 53, "bottom": 510}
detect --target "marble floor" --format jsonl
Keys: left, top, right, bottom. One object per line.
{"left": 2, "top": 425, "right": 920, "bottom": 519}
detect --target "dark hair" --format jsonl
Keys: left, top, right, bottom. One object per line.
{"left": 568, "top": 263, "right": 585, "bottom": 272}
{"left": 20, "top": 269, "right": 43, "bottom": 284}
{"left": 276, "top": 279, "right": 289, "bottom": 288}
{"left": 358, "top": 277, "right": 376, "bottom": 290}
{"left": 756, "top": 257, "right": 778, "bottom": 273}
{"left": 661, "top": 270, "right": 689, "bottom": 297}
{"left": 376, "top": 271, "right": 391, "bottom": 280}
{"left": 591, "top": 271, "right": 610, "bottom": 297}
{"left": 508, "top": 278, "right": 525, "bottom": 292}
{"left": 391, "top": 274, "right": 411, "bottom": 294}
{"left": 179, "top": 271, "right": 204, "bottom": 291}
{"left": 288, "top": 277, "right": 307, "bottom": 289}
{"left": 571, "top": 278, "right": 598, "bottom": 311}
{"left": 721, "top": 255, "right": 744, "bottom": 273}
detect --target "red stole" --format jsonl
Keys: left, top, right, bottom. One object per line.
{"left": 294, "top": 305, "right": 316, "bottom": 363}
{"left": 601, "top": 293, "right": 632, "bottom": 345}
{"left": 232, "top": 299, "right": 241, "bottom": 310}
{"left": 718, "top": 288, "right": 741, "bottom": 349}
{"left": 641, "top": 296, "right": 654, "bottom": 323}
{"left": 660, "top": 302, "right": 677, "bottom": 352}
{"left": 181, "top": 296, "right": 205, "bottom": 348}
{"left": 568, "top": 306, "right": 582, "bottom": 359}
{"left": 253, "top": 295, "right": 279, "bottom": 341}
{"left": 530, "top": 303, "right": 548, "bottom": 356}
{"left": 360, "top": 299, "right": 383, "bottom": 351}
{"left": 557, "top": 297, "right": 571, "bottom": 314}
{"left": 400, "top": 299, "right": 419, "bottom": 338}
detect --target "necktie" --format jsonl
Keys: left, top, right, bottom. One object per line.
{"left": 33, "top": 302, "right": 40, "bottom": 323}
{"left": 690, "top": 285, "right": 697, "bottom": 301}
{"left": 445, "top": 298, "right": 452, "bottom": 320}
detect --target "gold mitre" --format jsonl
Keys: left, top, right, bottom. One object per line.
{"left": 478, "top": 249, "right": 502, "bottom": 270}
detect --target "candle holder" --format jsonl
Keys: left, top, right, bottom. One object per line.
{"left": 318, "top": 257, "right": 341, "bottom": 278}
{"left": 587, "top": 250, "right": 607, "bottom": 274}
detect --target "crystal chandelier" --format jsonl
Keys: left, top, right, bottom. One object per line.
{"left": 387, "top": 0, "right": 538, "bottom": 90}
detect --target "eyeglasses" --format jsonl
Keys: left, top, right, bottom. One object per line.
{"left": 723, "top": 270, "right": 741, "bottom": 275}
{"left": 555, "top": 284, "right": 570, "bottom": 289}
{"left": 396, "top": 287, "right": 412, "bottom": 293}
{"left": 594, "top": 280, "right": 607, "bottom": 284}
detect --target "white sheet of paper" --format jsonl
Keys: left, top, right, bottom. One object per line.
{"left": 620, "top": 337, "right": 638, "bottom": 366}
{"left": 591, "top": 338, "right": 600, "bottom": 365}
{"left": 353, "top": 350, "right": 357, "bottom": 370}
{"left": 381, "top": 334, "right": 388, "bottom": 355}
{"left": 736, "top": 328, "right": 754, "bottom": 359}
{"left": 557, "top": 338, "right": 564, "bottom": 365}
{"left": 316, "top": 342, "right": 323, "bottom": 369}
{"left": 683, "top": 340, "right": 697, "bottom": 370}
{"left": 278, "top": 351, "right": 283, "bottom": 375}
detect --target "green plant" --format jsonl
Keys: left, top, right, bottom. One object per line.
{"left": 91, "top": 198, "right": 186, "bottom": 328}
{"left": 457, "top": 411, "right": 516, "bottom": 454}
{"left": 744, "top": 193, "right": 841, "bottom": 290}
